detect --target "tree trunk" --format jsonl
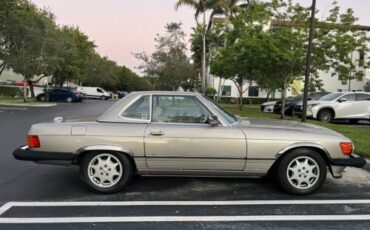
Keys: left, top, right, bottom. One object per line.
{"left": 266, "top": 89, "right": 271, "bottom": 102}
{"left": 238, "top": 81, "right": 244, "bottom": 111}
{"left": 280, "top": 79, "right": 288, "bottom": 120}
{"left": 216, "top": 77, "right": 224, "bottom": 102}
{"left": 23, "top": 80, "right": 27, "bottom": 102}
{"left": 27, "top": 79, "right": 35, "bottom": 98}
{"left": 0, "top": 63, "right": 6, "bottom": 76}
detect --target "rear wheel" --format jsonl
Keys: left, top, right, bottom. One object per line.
{"left": 317, "top": 109, "right": 333, "bottom": 122}
{"left": 277, "top": 148, "right": 327, "bottom": 195}
{"left": 80, "top": 152, "right": 133, "bottom": 193}
{"left": 39, "top": 95, "right": 46, "bottom": 102}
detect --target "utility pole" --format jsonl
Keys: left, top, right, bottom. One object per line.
{"left": 301, "top": 0, "right": 316, "bottom": 122}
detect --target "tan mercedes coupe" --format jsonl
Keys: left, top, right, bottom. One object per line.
{"left": 13, "top": 91, "right": 366, "bottom": 195}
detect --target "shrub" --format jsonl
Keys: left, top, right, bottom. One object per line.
{"left": 205, "top": 87, "right": 217, "bottom": 96}
{"left": 0, "top": 86, "right": 22, "bottom": 97}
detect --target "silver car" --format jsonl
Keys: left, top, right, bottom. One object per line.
{"left": 13, "top": 91, "right": 365, "bottom": 195}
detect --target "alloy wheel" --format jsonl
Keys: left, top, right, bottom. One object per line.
{"left": 286, "top": 156, "right": 320, "bottom": 190}
{"left": 87, "top": 153, "right": 123, "bottom": 188}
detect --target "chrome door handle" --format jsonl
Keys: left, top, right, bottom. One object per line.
{"left": 150, "top": 130, "right": 164, "bottom": 136}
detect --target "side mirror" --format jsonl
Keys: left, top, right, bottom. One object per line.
{"left": 207, "top": 115, "right": 219, "bottom": 126}
{"left": 338, "top": 98, "right": 347, "bottom": 103}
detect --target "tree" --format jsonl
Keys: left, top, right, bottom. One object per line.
{"left": 0, "top": 0, "right": 58, "bottom": 100}
{"left": 51, "top": 26, "right": 96, "bottom": 88}
{"left": 135, "top": 22, "right": 197, "bottom": 91}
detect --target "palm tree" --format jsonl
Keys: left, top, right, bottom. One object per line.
{"left": 175, "top": 0, "right": 208, "bottom": 93}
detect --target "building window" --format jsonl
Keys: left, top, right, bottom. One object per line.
{"left": 248, "top": 86, "right": 259, "bottom": 97}
{"left": 222, "top": 85, "right": 231, "bottom": 96}
{"left": 359, "top": 50, "right": 365, "bottom": 67}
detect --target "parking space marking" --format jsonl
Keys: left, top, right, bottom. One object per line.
{"left": 1, "top": 215, "right": 370, "bottom": 223}
{"left": 1, "top": 199, "right": 370, "bottom": 217}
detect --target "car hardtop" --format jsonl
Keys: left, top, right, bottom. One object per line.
{"left": 97, "top": 91, "right": 205, "bottom": 123}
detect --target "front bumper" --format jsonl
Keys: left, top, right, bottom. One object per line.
{"left": 329, "top": 153, "right": 366, "bottom": 168}
{"left": 13, "top": 146, "right": 75, "bottom": 164}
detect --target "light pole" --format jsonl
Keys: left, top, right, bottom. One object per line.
{"left": 301, "top": 0, "right": 316, "bottom": 122}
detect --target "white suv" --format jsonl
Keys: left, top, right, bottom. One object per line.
{"left": 307, "top": 92, "right": 370, "bottom": 123}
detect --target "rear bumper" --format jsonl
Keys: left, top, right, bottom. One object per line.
{"left": 329, "top": 153, "right": 366, "bottom": 168}
{"left": 13, "top": 146, "right": 75, "bottom": 164}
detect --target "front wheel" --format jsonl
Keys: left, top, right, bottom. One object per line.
{"left": 277, "top": 148, "right": 327, "bottom": 195}
{"left": 317, "top": 109, "right": 333, "bottom": 122}
{"left": 80, "top": 152, "right": 133, "bottom": 193}
{"left": 66, "top": 97, "right": 73, "bottom": 103}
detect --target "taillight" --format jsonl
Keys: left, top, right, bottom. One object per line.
{"left": 27, "top": 135, "right": 40, "bottom": 148}
{"left": 340, "top": 142, "right": 353, "bottom": 155}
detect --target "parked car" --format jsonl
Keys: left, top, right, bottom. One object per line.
{"left": 117, "top": 91, "right": 129, "bottom": 99}
{"left": 274, "top": 92, "right": 329, "bottom": 116}
{"left": 36, "top": 89, "right": 83, "bottom": 102}
{"left": 292, "top": 92, "right": 330, "bottom": 116}
{"left": 77, "top": 86, "right": 111, "bottom": 100}
{"left": 260, "top": 101, "right": 277, "bottom": 113}
{"left": 305, "top": 92, "right": 370, "bottom": 123}
{"left": 13, "top": 91, "right": 365, "bottom": 195}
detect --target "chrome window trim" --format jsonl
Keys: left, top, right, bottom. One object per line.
{"left": 196, "top": 95, "right": 232, "bottom": 127}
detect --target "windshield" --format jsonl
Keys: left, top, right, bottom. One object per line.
{"left": 319, "top": 92, "right": 343, "bottom": 101}
{"left": 202, "top": 96, "right": 238, "bottom": 125}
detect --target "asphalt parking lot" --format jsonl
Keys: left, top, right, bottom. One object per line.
{"left": 0, "top": 100, "right": 369, "bottom": 229}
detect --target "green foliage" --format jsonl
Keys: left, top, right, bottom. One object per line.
{"left": 135, "top": 22, "right": 198, "bottom": 91}
{"left": 0, "top": 0, "right": 143, "bottom": 98}
{"left": 0, "top": 86, "right": 22, "bottom": 97}
{"left": 205, "top": 87, "right": 217, "bottom": 96}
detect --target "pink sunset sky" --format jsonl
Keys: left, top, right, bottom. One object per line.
{"left": 31, "top": 0, "right": 370, "bottom": 75}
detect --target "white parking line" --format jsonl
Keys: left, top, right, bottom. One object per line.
{"left": 1, "top": 199, "right": 370, "bottom": 216}
{"left": 1, "top": 215, "right": 370, "bottom": 224}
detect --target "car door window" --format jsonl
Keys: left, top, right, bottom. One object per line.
{"left": 152, "top": 95, "right": 210, "bottom": 123}
{"left": 339, "top": 94, "right": 355, "bottom": 101}
{"left": 357, "top": 93, "right": 370, "bottom": 101}
{"left": 121, "top": 95, "right": 150, "bottom": 120}
{"left": 97, "top": 88, "right": 103, "bottom": 93}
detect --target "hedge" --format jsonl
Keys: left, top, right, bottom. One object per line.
{"left": 217, "top": 97, "right": 276, "bottom": 105}
{"left": 0, "top": 86, "right": 22, "bottom": 97}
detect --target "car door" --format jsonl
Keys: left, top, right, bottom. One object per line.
{"left": 144, "top": 95, "right": 247, "bottom": 171}
{"left": 334, "top": 93, "right": 357, "bottom": 118}
{"left": 49, "top": 89, "right": 59, "bottom": 101}
{"left": 356, "top": 93, "right": 370, "bottom": 119}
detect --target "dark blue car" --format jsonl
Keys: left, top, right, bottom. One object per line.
{"left": 36, "top": 89, "right": 83, "bottom": 102}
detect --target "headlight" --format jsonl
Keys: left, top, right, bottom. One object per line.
{"left": 308, "top": 104, "right": 317, "bottom": 108}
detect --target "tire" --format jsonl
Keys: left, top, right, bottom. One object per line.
{"left": 80, "top": 152, "right": 133, "bottom": 194}
{"left": 277, "top": 148, "right": 327, "bottom": 195}
{"left": 349, "top": 119, "right": 359, "bottom": 124}
{"left": 39, "top": 96, "right": 46, "bottom": 102}
{"left": 101, "top": 96, "right": 106, "bottom": 100}
{"left": 317, "top": 109, "right": 334, "bottom": 122}
{"left": 66, "top": 97, "right": 73, "bottom": 103}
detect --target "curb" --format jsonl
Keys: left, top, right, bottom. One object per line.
{"left": 0, "top": 102, "right": 57, "bottom": 107}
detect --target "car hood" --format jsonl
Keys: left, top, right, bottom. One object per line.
{"left": 236, "top": 118, "right": 343, "bottom": 137}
